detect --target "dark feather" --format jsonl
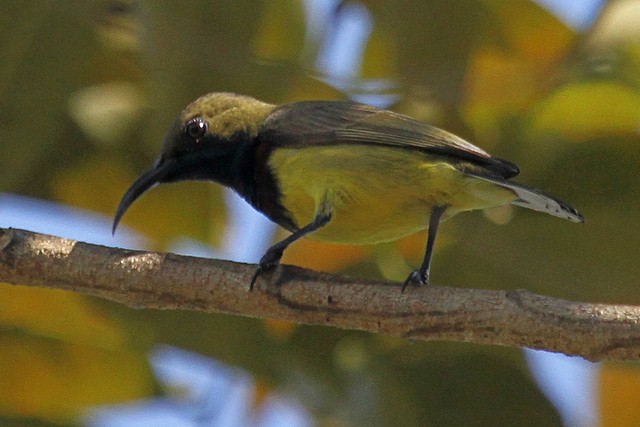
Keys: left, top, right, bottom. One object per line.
{"left": 259, "top": 101, "right": 519, "bottom": 179}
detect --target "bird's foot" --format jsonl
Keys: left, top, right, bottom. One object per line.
{"left": 401, "top": 269, "right": 429, "bottom": 293}
{"left": 249, "top": 247, "right": 284, "bottom": 291}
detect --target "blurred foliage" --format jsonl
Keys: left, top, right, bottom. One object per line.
{"left": 0, "top": 286, "right": 153, "bottom": 423}
{"left": 1, "top": 0, "right": 640, "bottom": 425}
{"left": 600, "top": 363, "right": 640, "bottom": 427}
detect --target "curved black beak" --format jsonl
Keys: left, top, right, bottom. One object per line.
{"left": 112, "top": 159, "right": 175, "bottom": 234}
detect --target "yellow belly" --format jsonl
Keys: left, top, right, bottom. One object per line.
{"left": 268, "top": 145, "right": 516, "bottom": 244}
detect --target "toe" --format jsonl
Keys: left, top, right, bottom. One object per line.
{"left": 401, "top": 270, "right": 429, "bottom": 292}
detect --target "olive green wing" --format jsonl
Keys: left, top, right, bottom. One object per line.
{"left": 259, "top": 100, "right": 519, "bottom": 179}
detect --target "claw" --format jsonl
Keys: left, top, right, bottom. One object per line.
{"left": 249, "top": 266, "right": 265, "bottom": 291}
{"left": 249, "top": 248, "right": 283, "bottom": 291}
{"left": 248, "top": 211, "right": 332, "bottom": 291}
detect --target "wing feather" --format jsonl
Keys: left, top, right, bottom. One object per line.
{"left": 260, "top": 101, "right": 519, "bottom": 178}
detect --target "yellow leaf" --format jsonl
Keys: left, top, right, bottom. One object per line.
{"left": 528, "top": 81, "right": 640, "bottom": 141}
{"left": 0, "top": 336, "right": 152, "bottom": 422}
{"left": 263, "top": 319, "right": 297, "bottom": 341}
{"left": 492, "top": 0, "right": 573, "bottom": 61}
{"left": 0, "top": 285, "right": 153, "bottom": 422}
{"left": 600, "top": 363, "right": 640, "bottom": 427}
{"left": 281, "top": 237, "right": 370, "bottom": 272}
{"left": 463, "top": 0, "right": 574, "bottom": 142}
{"left": 0, "top": 285, "right": 124, "bottom": 348}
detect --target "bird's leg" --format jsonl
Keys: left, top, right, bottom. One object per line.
{"left": 402, "top": 205, "right": 447, "bottom": 292}
{"left": 250, "top": 210, "right": 332, "bottom": 290}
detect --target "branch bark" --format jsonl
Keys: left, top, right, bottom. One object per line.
{"left": 0, "top": 227, "right": 638, "bottom": 361}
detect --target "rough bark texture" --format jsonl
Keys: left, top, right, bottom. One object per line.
{"left": 0, "top": 227, "right": 638, "bottom": 361}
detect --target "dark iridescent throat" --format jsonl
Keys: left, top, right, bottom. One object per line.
{"left": 220, "top": 133, "right": 297, "bottom": 232}
{"left": 195, "top": 133, "right": 298, "bottom": 231}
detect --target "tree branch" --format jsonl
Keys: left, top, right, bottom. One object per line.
{"left": 0, "top": 227, "right": 638, "bottom": 361}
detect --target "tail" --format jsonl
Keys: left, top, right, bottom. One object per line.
{"left": 470, "top": 174, "right": 585, "bottom": 223}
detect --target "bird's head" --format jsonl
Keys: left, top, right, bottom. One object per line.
{"left": 112, "top": 92, "right": 275, "bottom": 233}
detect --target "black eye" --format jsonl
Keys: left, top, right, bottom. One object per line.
{"left": 184, "top": 118, "right": 208, "bottom": 140}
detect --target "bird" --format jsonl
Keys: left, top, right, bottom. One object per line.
{"left": 113, "top": 92, "right": 584, "bottom": 291}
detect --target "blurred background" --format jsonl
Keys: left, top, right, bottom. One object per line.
{"left": 1, "top": 0, "right": 640, "bottom": 425}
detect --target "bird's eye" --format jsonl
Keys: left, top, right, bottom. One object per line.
{"left": 184, "top": 118, "right": 208, "bottom": 140}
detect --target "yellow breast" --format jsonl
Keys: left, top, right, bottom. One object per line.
{"left": 268, "top": 145, "right": 515, "bottom": 244}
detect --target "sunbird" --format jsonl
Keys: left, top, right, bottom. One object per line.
{"left": 113, "top": 93, "right": 584, "bottom": 290}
